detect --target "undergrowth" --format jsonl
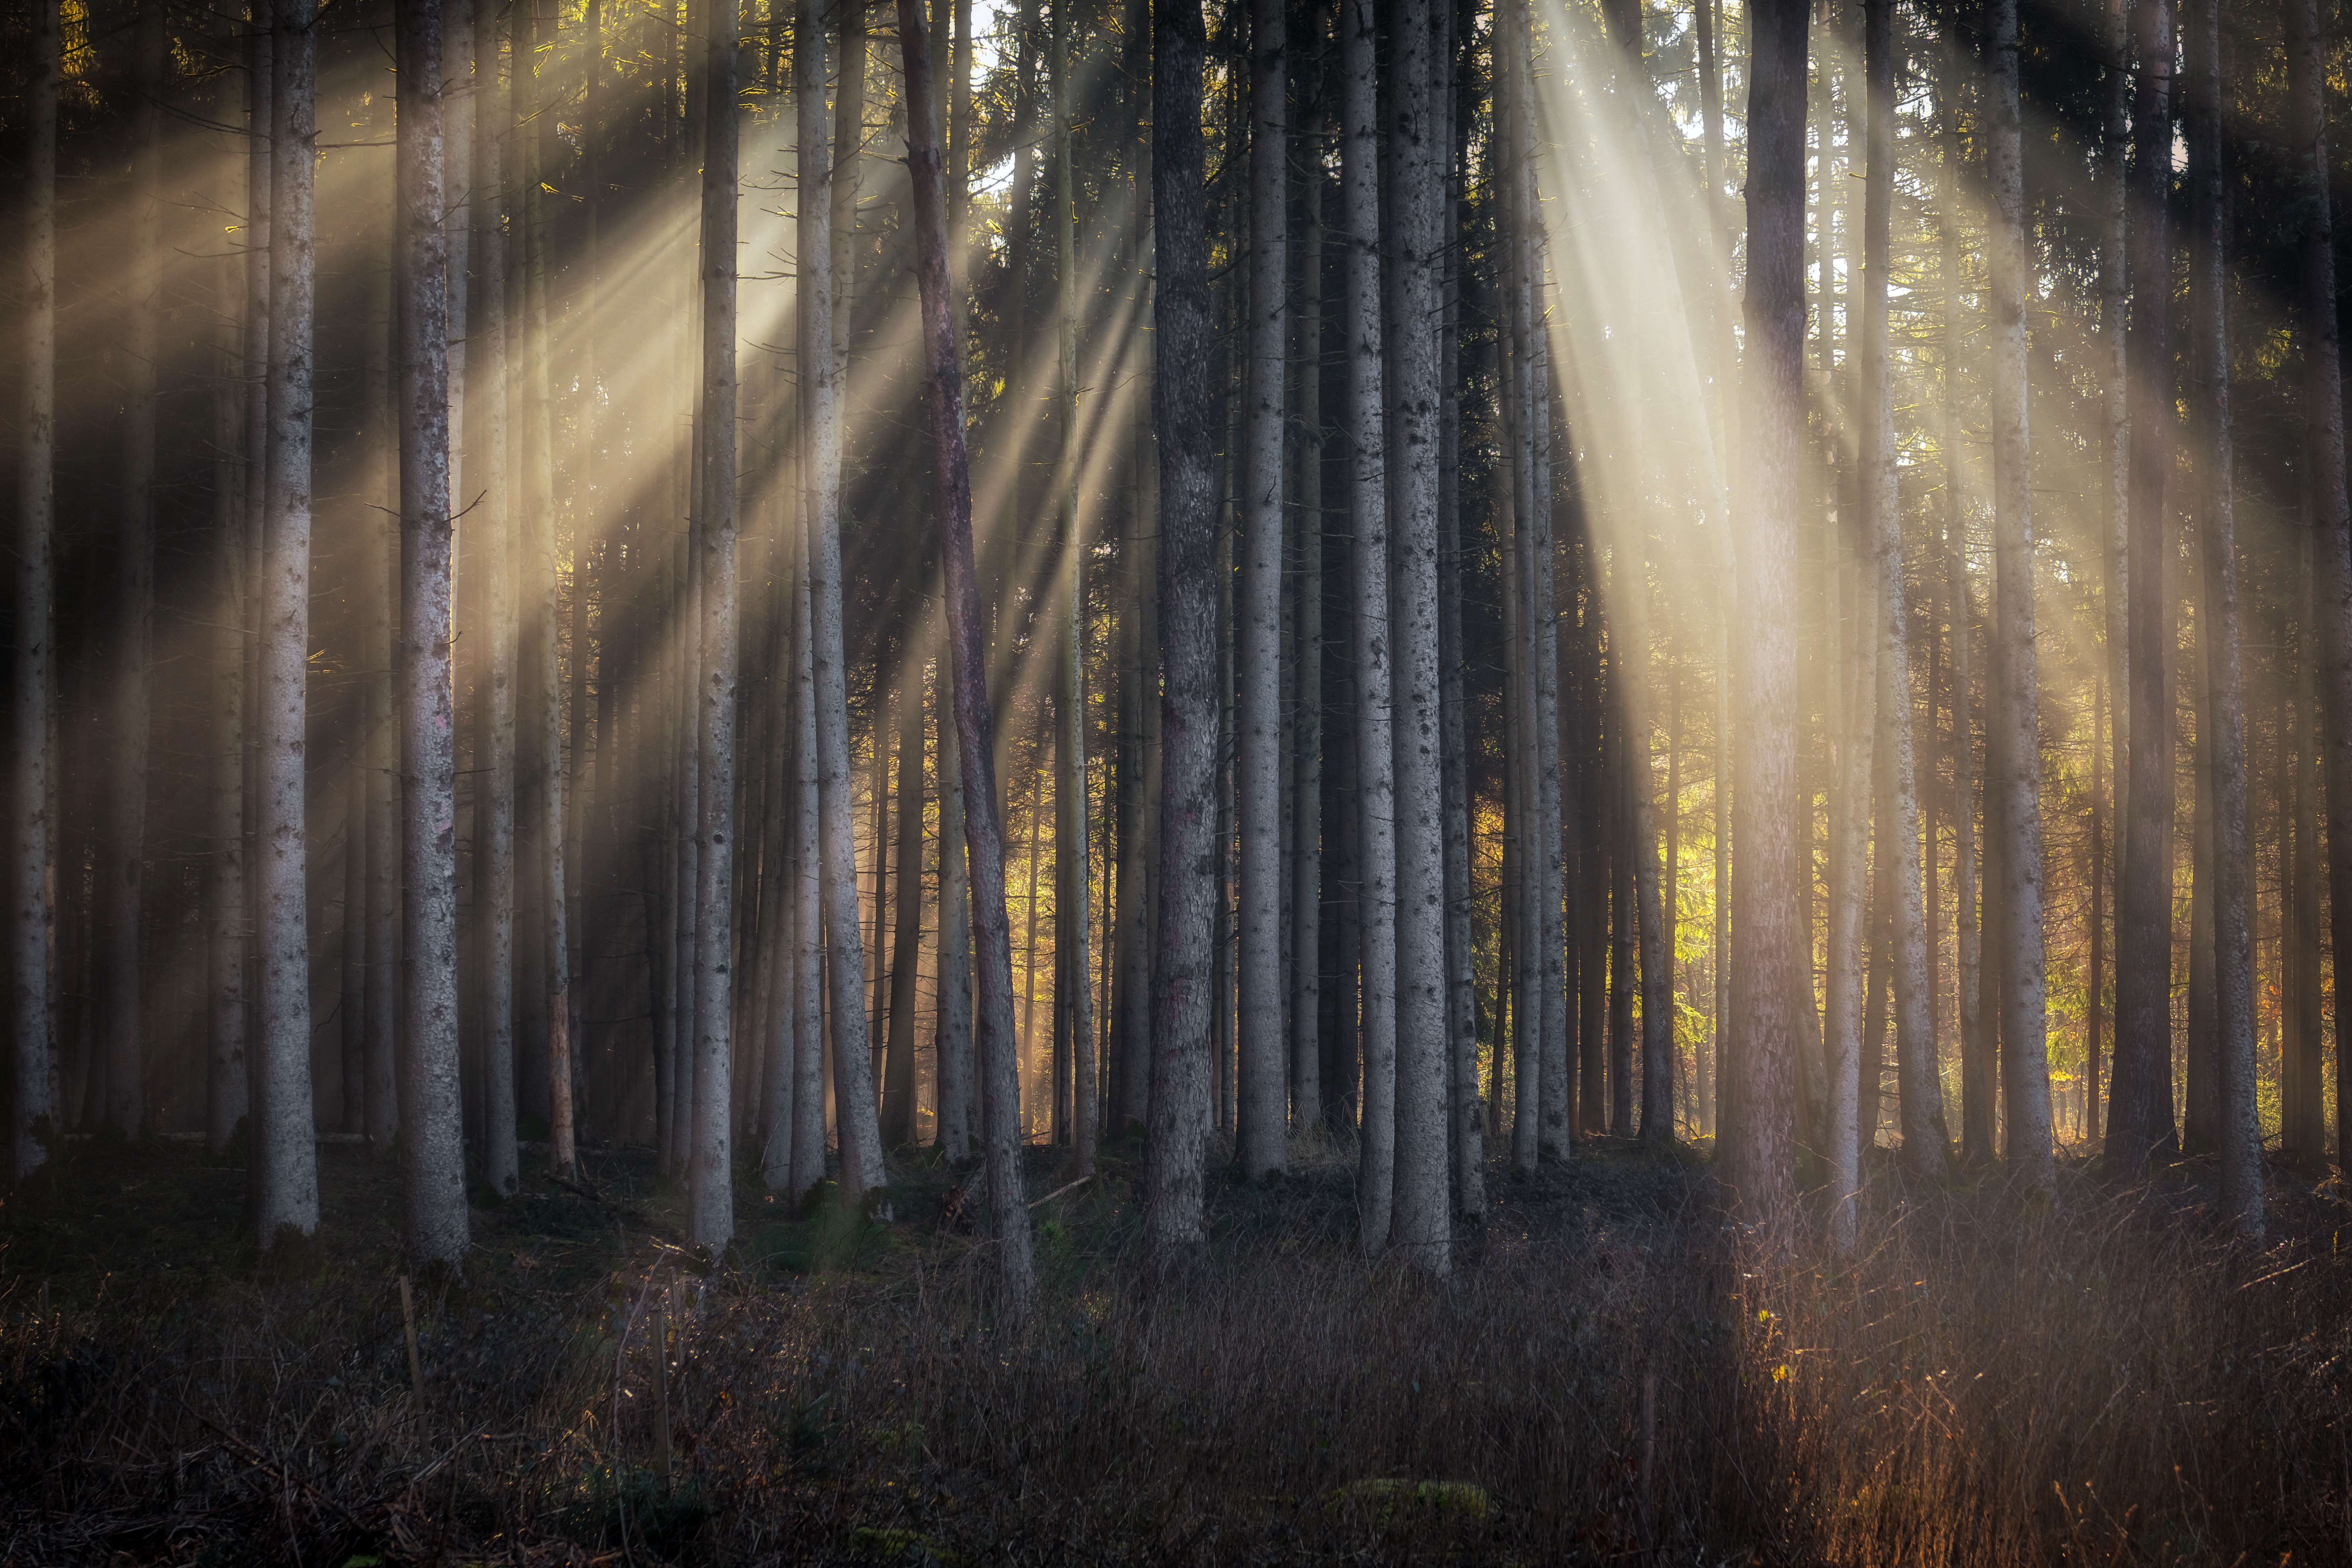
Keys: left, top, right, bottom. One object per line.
{"left": 2, "top": 1133, "right": 2349, "bottom": 1564}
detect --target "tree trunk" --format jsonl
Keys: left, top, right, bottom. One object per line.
{"left": 12, "top": 0, "right": 60, "bottom": 1181}
{"left": 2185, "top": 0, "right": 2261, "bottom": 1232}
{"left": 393, "top": 0, "right": 468, "bottom": 1265}
{"left": 883, "top": 657, "right": 925, "bottom": 1146}
{"left": 898, "top": 0, "right": 1038, "bottom": 1312}
{"left": 1142, "top": 0, "right": 1221, "bottom": 1269}
{"left": 808, "top": 0, "right": 887, "bottom": 1208}
{"left": 936, "top": 660, "right": 976, "bottom": 1163}
{"left": 207, "top": 253, "right": 249, "bottom": 1160}
{"left": 1338, "top": 0, "right": 1398, "bottom": 1252}
{"left": 2111, "top": 0, "right": 2174, "bottom": 1182}
{"left": 1235, "top": 0, "right": 1289, "bottom": 1181}
{"left": 2287, "top": 0, "right": 2352, "bottom": 1177}
{"left": 1826, "top": 512, "right": 1875, "bottom": 1252}
{"left": 1291, "top": 111, "right": 1325, "bottom": 1140}
{"left": 1054, "top": 2, "right": 1096, "bottom": 1173}
{"left": 1987, "top": 0, "right": 2054, "bottom": 1185}
{"left": 1724, "top": 0, "right": 1808, "bottom": 1242}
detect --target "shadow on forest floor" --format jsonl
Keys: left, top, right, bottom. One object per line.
{"left": 5, "top": 1129, "right": 2352, "bottom": 1564}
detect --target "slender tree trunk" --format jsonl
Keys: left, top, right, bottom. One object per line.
{"left": 1386, "top": 0, "right": 1450, "bottom": 1269}
{"left": 476, "top": 4, "right": 520, "bottom": 1198}
{"left": 2185, "top": 0, "right": 2261, "bottom": 1233}
{"left": 684, "top": 0, "right": 742, "bottom": 1252}
{"left": 394, "top": 0, "right": 468, "bottom": 1265}
{"left": 898, "top": 0, "right": 1037, "bottom": 1311}
{"left": 12, "top": 0, "right": 60, "bottom": 1181}
{"left": 1338, "top": 0, "right": 1399, "bottom": 1250}
{"left": 810, "top": 0, "right": 887, "bottom": 1207}
{"left": 1291, "top": 122, "right": 1325, "bottom": 1139}
{"left": 2112, "top": 0, "right": 2174, "bottom": 1182}
{"left": 207, "top": 256, "right": 249, "bottom": 1159}
{"left": 1054, "top": 5, "right": 1096, "bottom": 1173}
{"left": 883, "top": 661, "right": 925, "bottom": 1145}
{"left": 256, "top": 0, "right": 323, "bottom": 1243}
{"left": 365, "top": 82, "right": 400, "bottom": 1148}
{"left": 1725, "top": 0, "right": 1808, "bottom": 1241}
{"left": 1825, "top": 514, "right": 1875, "bottom": 1250}
{"left": 937, "top": 661, "right": 976, "bottom": 1162}
{"left": 1622, "top": 545, "right": 1673, "bottom": 1145}
{"left": 2102, "top": 0, "right": 2131, "bottom": 900}
{"left": 1142, "top": 0, "right": 1221, "bottom": 1268}
{"left": 2287, "top": 0, "right": 2352, "bottom": 1175}
{"left": 1987, "top": 0, "right": 2053, "bottom": 1185}
{"left": 1865, "top": 0, "right": 1945, "bottom": 1177}
{"left": 1236, "top": 0, "right": 1289, "bottom": 1181}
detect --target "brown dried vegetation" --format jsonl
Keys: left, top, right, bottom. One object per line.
{"left": 3, "top": 1136, "right": 2350, "bottom": 1564}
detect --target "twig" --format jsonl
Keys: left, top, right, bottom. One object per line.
{"left": 1027, "top": 1174, "right": 1094, "bottom": 1210}
{"left": 397, "top": 1275, "right": 426, "bottom": 1410}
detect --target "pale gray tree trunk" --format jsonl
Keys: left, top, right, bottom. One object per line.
{"left": 473, "top": 0, "right": 518, "bottom": 1198}
{"left": 1142, "top": 0, "right": 1220, "bottom": 1270}
{"left": 1340, "top": 0, "right": 1398, "bottom": 1252}
{"left": 2110, "top": 0, "right": 2173, "bottom": 1181}
{"left": 1825, "top": 527, "right": 1874, "bottom": 1252}
{"left": 256, "top": 0, "right": 322, "bottom": 1244}
{"left": 1386, "top": 0, "right": 1449, "bottom": 1272}
{"left": 1724, "top": 0, "right": 1808, "bottom": 1240}
{"left": 789, "top": 1, "right": 831, "bottom": 1207}
{"left": 808, "top": 0, "right": 886, "bottom": 1206}
{"left": 688, "top": 0, "right": 742, "bottom": 1252}
{"left": 2286, "top": 0, "right": 2352, "bottom": 1172}
{"left": 1234, "top": 0, "right": 1289, "bottom": 1181}
{"left": 2185, "top": 0, "right": 2261, "bottom": 1234}
{"left": 105, "top": 0, "right": 167, "bottom": 1137}
{"left": 396, "top": 0, "right": 470, "bottom": 1267}
{"left": 936, "top": 659, "right": 976, "bottom": 1162}
{"left": 1053, "top": 13, "right": 1094, "bottom": 1173}
{"left": 2102, "top": 0, "right": 2130, "bottom": 889}
{"left": 1864, "top": 0, "right": 1945, "bottom": 1180}
{"left": 1987, "top": 0, "right": 2054, "bottom": 1185}
{"left": 899, "top": 0, "right": 1038, "bottom": 1312}
{"left": 11, "top": 0, "right": 59, "bottom": 1181}
{"left": 207, "top": 257, "right": 249, "bottom": 1159}
{"left": 882, "top": 666, "right": 924, "bottom": 1145}
{"left": 362, "top": 159, "right": 398, "bottom": 1151}
{"left": 1290, "top": 116, "right": 1324, "bottom": 1138}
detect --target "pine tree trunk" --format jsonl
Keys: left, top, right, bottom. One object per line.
{"left": 364, "top": 67, "right": 400, "bottom": 1147}
{"left": 12, "top": 0, "right": 60, "bottom": 1181}
{"left": 1338, "top": 0, "right": 1398, "bottom": 1252}
{"left": 684, "top": 0, "right": 742, "bottom": 1251}
{"left": 811, "top": 0, "right": 887, "bottom": 1207}
{"left": 1142, "top": 0, "right": 1221, "bottom": 1268}
{"left": 476, "top": 7, "right": 520, "bottom": 1196}
{"left": 2102, "top": 0, "right": 2131, "bottom": 894}
{"left": 2111, "top": 0, "right": 2174, "bottom": 1181}
{"left": 393, "top": 0, "right": 470, "bottom": 1266}
{"left": 1290, "top": 118, "right": 1325, "bottom": 1138}
{"left": 936, "top": 660, "right": 975, "bottom": 1163}
{"left": 883, "top": 656, "right": 925, "bottom": 1146}
{"left": 1826, "top": 523, "right": 1875, "bottom": 1252}
{"left": 255, "top": 0, "right": 323, "bottom": 1243}
{"left": 1236, "top": 0, "right": 1289, "bottom": 1181}
{"left": 2186, "top": 0, "right": 2261, "bottom": 1232}
{"left": 1054, "top": 4, "right": 1095, "bottom": 1172}
{"left": 1987, "top": 0, "right": 2054, "bottom": 1184}
{"left": 899, "top": 0, "right": 1038, "bottom": 1310}
{"left": 1724, "top": 0, "right": 1809, "bottom": 1241}
{"left": 2286, "top": 0, "right": 2352, "bottom": 1175}
{"left": 207, "top": 254, "right": 249, "bottom": 1159}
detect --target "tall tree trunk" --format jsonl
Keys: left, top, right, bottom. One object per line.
{"left": 104, "top": 0, "right": 167, "bottom": 1138}
{"left": 1290, "top": 113, "right": 1325, "bottom": 1138}
{"left": 256, "top": 0, "right": 323, "bottom": 1244}
{"left": 1339, "top": 0, "right": 1398, "bottom": 1251}
{"left": 898, "top": 0, "right": 1038, "bottom": 1312}
{"left": 1142, "top": 0, "right": 1221, "bottom": 1268}
{"left": 1865, "top": 0, "right": 1946, "bottom": 1178}
{"left": 1387, "top": 0, "right": 1449, "bottom": 1270}
{"left": 1724, "top": 0, "right": 1808, "bottom": 1241}
{"left": 936, "top": 659, "right": 976, "bottom": 1162}
{"left": 2102, "top": 0, "right": 2131, "bottom": 916}
{"left": 810, "top": 0, "right": 887, "bottom": 1207}
{"left": 12, "top": 0, "right": 60, "bottom": 1181}
{"left": 686, "top": 0, "right": 742, "bottom": 1252}
{"left": 395, "top": 0, "right": 469, "bottom": 1266}
{"left": 1438, "top": 0, "right": 1480, "bottom": 1209}
{"left": 2185, "top": 0, "right": 2261, "bottom": 1233}
{"left": 2287, "top": 0, "right": 2352, "bottom": 1176}
{"left": 1235, "top": 0, "right": 1289, "bottom": 1181}
{"left": 2111, "top": 0, "right": 2175, "bottom": 1182}
{"left": 1987, "top": 0, "right": 2053, "bottom": 1185}
{"left": 1826, "top": 513, "right": 1875, "bottom": 1251}
{"left": 1054, "top": 0, "right": 1096, "bottom": 1174}
{"left": 207, "top": 254, "right": 249, "bottom": 1160}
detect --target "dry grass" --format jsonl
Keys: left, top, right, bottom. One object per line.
{"left": 3, "top": 1134, "right": 2349, "bottom": 1564}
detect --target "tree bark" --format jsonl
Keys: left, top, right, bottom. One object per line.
{"left": 2286, "top": 0, "right": 2352, "bottom": 1176}
{"left": 2185, "top": 0, "right": 2261, "bottom": 1234}
{"left": 883, "top": 656, "right": 925, "bottom": 1145}
{"left": 1054, "top": 1, "right": 1096, "bottom": 1174}
{"left": 898, "top": 0, "right": 1038, "bottom": 1313}
{"left": 1291, "top": 111, "right": 1325, "bottom": 1139}
{"left": 937, "top": 660, "right": 976, "bottom": 1162}
{"left": 1142, "top": 0, "right": 1221, "bottom": 1269}
{"left": 1236, "top": 0, "right": 1289, "bottom": 1181}
{"left": 2111, "top": 0, "right": 2175, "bottom": 1182}
{"left": 1724, "top": 0, "right": 1808, "bottom": 1243}
{"left": 11, "top": 0, "right": 59, "bottom": 1181}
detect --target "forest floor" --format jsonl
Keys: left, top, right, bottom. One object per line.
{"left": 4, "top": 1126, "right": 2352, "bottom": 1566}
